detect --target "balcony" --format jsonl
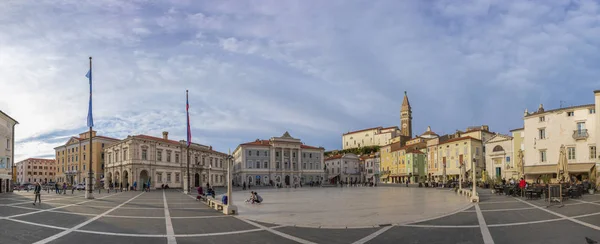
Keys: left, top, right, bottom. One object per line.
{"left": 573, "top": 129, "right": 589, "bottom": 140}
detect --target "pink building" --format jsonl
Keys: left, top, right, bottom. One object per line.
{"left": 15, "top": 158, "right": 56, "bottom": 185}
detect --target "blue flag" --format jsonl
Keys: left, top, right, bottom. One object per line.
{"left": 86, "top": 69, "right": 94, "bottom": 128}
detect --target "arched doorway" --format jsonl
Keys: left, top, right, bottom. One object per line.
{"left": 140, "top": 170, "right": 149, "bottom": 188}
{"left": 285, "top": 175, "right": 290, "bottom": 186}
{"left": 255, "top": 175, "right": 261, "bottom": 185}
{"left": 114, "top": 171, "right": 120, "bottom": 187}
{"left": 194, "top": 173, "right": 200, "bottom": 187}
{"left": 247, "top": 176, "right": 253, "bottom": 185}
{"left": 123, "top": 171, "right": 129, "bottom": 188}
{"left": 107, "top": 172, "right": 113, "bottom": 187}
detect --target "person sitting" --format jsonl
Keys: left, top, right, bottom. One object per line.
{"left": 253, "top": 191, "right": 263, "bottom": 204}
{"left": 245, "top": 191, "right": 256, "bottom": 203}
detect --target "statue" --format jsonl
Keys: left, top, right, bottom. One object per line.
{"left": 516, "top": 149, "right": 524, "bottom": 178}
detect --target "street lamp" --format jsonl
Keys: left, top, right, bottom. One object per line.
{"left": 470, "top": 154, "right": 479, "bottom": 202}
{"left": 223, "top": 149, "right": 237, "bottom": 215}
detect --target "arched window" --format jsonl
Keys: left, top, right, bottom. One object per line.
{"left": 493, "top": 145, "right": 504, "bottom": 152}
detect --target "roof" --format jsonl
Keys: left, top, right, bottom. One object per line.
{"left": 240, "top": 139, "right": 272, "bottom": 147}
{"left": 402, "top": 91, "right": 411, "bottom": 108}
{"left": 0, "top": 110, "right": 19, "bottom": 124}
{"left": 95, "top": 135, "right": 120, "bottom": 141}
{"left": 18, "top": 158, "right": 55, "bottom": 163}
{"left": 509, "top": 127, "right": 524, "bottom": 132}
{"left": 440, "top": 136, "right": 481, "bottom": 145}
{"left": 390, "top": 142, "right": 403, "bottom": 152}
{"left": 484, "top": 134, "right": 513, "bottom": 144}
{"left": 406, "top": 149, "right": 424, "bottom": 154}
{"left": 325, "top": 154, "right": 343, "bottom": 161}
{"left": 525, "top": 104, "right": 595, "bottom": 118}
{"left": 134, "top": 135, "right": 181, "bottom": 145}
{"left": 343, "top": 126, "right": 383, "bottom": 135}
{"left": 301, "top": 144, "right": 321, "bottom": 149}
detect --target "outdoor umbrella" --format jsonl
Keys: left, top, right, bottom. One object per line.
{"left": 557, "top": 145, "right": 569, "bottom": 182}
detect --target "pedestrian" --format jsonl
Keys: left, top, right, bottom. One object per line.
{"left": 55, "top": 183, "right": 59, "bottom": 194}
{"left": 133, "top": 181, "right": 137, "bottom": 191}
{"left": 62, "top": 182, "right": 67, "bottom": 194}
{"left": 33, "top": 182, "right": 41, "bottom": 205}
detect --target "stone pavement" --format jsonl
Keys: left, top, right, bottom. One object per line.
{"left": 0, "top": 187, "right": 599, "bottom": 243}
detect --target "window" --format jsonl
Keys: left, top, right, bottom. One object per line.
{"left": 256, "top": 162, "right": 260, "bottom": 168}
{"left": 539, "top": 116, "right": 545, "bottom": 122}
{"left": 157, "top": 151, "right": 162, "bottom": 161}
{"left": 175, "top": 173, "right": 180, "bottom": 182}
{"left": 276, "top": 152, "right": 279, "bottom": 157}
{"left": 249, "top": 150, "right": 252, "bottom": 156}
{"left": 115, "top": 152, "right": 119, "bottom": 162}
{"left": 157, "top": 173, "right": 163, "bottom": 182}
{"left": 568, "top": 147, "right": 576, "bottom": 160}
{"left": 540, "top": 150, "right": 547, "bottom": 162}
{"left": 167, "top": 151, "right": 171, "bottom": 162}
{"left": 83, "top": 154, "right": 86, "bottom": 161}
{"left": 567, "top": 111, "right": 574, "bottom": 117}
{"left": 577, "top": 122, "right": 586, "bottom": 133}
{"left": 195, "top": 156, "right": 199, "bottom": 165}
{"left": 264, "top": 162, "right": 268, "bottom": 168}
{"left": 264, "top": 151, "right": 268, "bottom": 156}
{"left": 167, "top": 173, "right": 171, "bottom": 182}
{"left": 276, "top": 162, "right": 280, "bottom": 169}
{"left": 123, "top": 149, "right": 127, "bottom": 160}
{"left": 84, "top": 145, "right": 86, "bottom": 150}
{"left": 142, "top": 149, "right": 147, "bottom": 160}
{"left": 175, "top": 154, "right": 179, "bottom": 163}
{"left": 590, "top": 146, "right": 597, "bottom": 159}
{"left": 101, "top": 153, "right": 104, "bottom": 160}
{"left": 590, "top": 108, "right": 596, "bottom": 114}
{"left": 293, "top": 152, "right": 296, "bottom": 157}
{"left": 506, "top": 156, "right": 510, "bottom": 162}
{"left": 102, "top": 143, "right": 104, "bottom": 148}
{"left": 539, "top": 129, "right": 546, "bottom": 139}
{"left": 475, "top": 147, "right": 480, "bottom": 156}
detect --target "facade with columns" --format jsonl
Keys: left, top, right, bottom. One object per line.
{"left": 233, "top": 132, "right": 325, "bottom": 187}
{"left": 103, "top": 131, "right": 228, "bottom": 189}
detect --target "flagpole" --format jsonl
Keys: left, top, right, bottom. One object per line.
{"left": 86, "top": 56, "right": 95, "bottom": 199}
{"left": 185, "top": 90, "right": 191, "bottom": 194}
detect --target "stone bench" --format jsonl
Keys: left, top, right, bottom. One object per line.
{"left": 207, "top": 198, "right": 225, "bottom": 211}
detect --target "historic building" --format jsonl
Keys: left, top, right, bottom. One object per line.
{"left": 0, "top": 110, "right": 18, "bottom": 193}
{"left": 522, "top": 101, "right": 598, "bottom": 182}
{"left": 104, "top": 132, "right": 228, "bottom": 189}
{"left": 233, "top": 132, "right": 324, "bottom": 187}
{"left": 361, "top": 153, "right": 380, "bottom": 183}
{"left": 342, "top": 92, "right": 413, "bottom": 150}
{"left": 484, "top": 134, "right": 515, "bottom": 180}
{"left": 325, "top": 153, "right": 360, "bottom": 183}
{"left": 54, "top": 131, "right": 119, "bottom": 186}
{"left": 15, "top": 158, "right": 56, "bottom": 185}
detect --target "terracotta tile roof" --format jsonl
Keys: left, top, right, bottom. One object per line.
{"left": 300, "top": 144, "right": 321, "bottom": 149}
{"left": 525, "top": 104, "right": 595, "bottom": 117}
{"left": 21, "top": 158, "right": 55, "bottom": 163}
{"left": 134, "top": 135, "right": 181, "bottom": 145}
{"left": 343, "top": 126, "right": 383, "bottom": 135}
{"left": 440, "top": 136, "right": 480, "bottom": 145}
{"left": 390, "top": 142, "right": 403, "bottom": 152}
{"left": 240, "top": 139, "right": 272, "bottom": 147}
{"left": 96, "top": 135, "right": 120, "bottom": 141}
{"left": 325, "top": 154, "right": 343, "bottom": 161}
{"left": 381, "top": 126, "right": 400, "bottom": 130}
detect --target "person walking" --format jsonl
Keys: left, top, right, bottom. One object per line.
{"left": 33, "top": 182, "right": 42, "bottom": 205}
{"left": 62, "top": 182, "right": 67, "bottom": 194}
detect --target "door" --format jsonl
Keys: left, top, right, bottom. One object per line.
{"left": 495, "top": 167, "right": 501, "bottom": 178}
{"left": 285, "top": 175, "right": 290, "bottom": 185}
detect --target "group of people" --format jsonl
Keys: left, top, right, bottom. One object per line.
{"left": 245, "top": 191, "right": 263, "bottom": 204}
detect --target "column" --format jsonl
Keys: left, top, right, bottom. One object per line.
{"left": 298, "top": 148, "right": 302, "bottom": 184}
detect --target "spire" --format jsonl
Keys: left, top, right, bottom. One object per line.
{"left": 402, "top": 91, "right": 410, "bottom": 110}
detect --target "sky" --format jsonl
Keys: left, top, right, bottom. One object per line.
{"left": 2, "top": 0, "right": 600, "bottom": 162}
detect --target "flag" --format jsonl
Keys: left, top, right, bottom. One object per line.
{"left": 186, "top": 91, "right": 191, "bottom": 147}
{"left": 86, "top": 68, "right": 94, "bottom": 128}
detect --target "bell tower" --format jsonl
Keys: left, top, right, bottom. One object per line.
{"left": 400, "top": 91, "right": 412, "bottom": 137}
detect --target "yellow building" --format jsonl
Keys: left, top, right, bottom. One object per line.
{"left": 436, "top": 136, "right": 484, "bottom": 182}
{"left": 54, "top": 130, "right": 119, "bottom": 187}
{"left": 379, "top": 143, "right": 393, "bottom": 183}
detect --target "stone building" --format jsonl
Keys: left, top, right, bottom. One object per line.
{"left": 325, "top": 153, "right": 360, "bottom": 183}
{"left": 15, "top": 158, "right": 56, "bottom": 185}
{"left": 233, "top": 132, "right": 324, "bottom": 187}
{"left": 54, "top": 131, "right": 119, "bottom": 186}
{"left": 361, "top": 153, "right": 380, "bottom": 183}
{"left": 484, "top": 134, "right": 515, "bottom": 181}
{"left": 0, "top": 110, "right": 18, "bottom": 193}
{"left": 104, "top": 132, "right": 228, "bottom": 189}
{"left": 522, "top": 100, "right": 598, "bottom": 182}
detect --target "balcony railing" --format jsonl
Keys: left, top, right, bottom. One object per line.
{"left": 573, "top": 129, "right": 589, "bottom": 140}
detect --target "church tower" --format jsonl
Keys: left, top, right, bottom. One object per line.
{"left": 400, "top": 91, "right": 412, "bottom": 137}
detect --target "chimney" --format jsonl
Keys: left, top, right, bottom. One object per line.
{"left": 162, "top": 131, "right": 168, "bottom": 140}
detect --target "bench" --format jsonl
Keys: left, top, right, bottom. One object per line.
{"left": 207, "top": 198, "right": 225, "bottom": 211}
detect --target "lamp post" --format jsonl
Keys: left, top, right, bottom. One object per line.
{"left": 470, "top": 155, "right": 479, "bottom": 202}
{"left": 459, "top": 162, "right": 462, "bottom": 190}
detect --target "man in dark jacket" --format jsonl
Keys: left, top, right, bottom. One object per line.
{"left": 33, "top": 182, "right": 42, "bottom": 205}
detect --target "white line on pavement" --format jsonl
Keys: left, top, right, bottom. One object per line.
{"left": 237, "top": 217, "right": 318, "bottom": 244}
{"left": 515, "top": 197, "right": 600, "bottom": 231}
{"left": 402, "top": 224, "right": 479, "bottom": 228}
{"left": 163, "top": 190, "right": 177, "bottom": 244}
{"left": 572, "top": 199, "right": 600, "bottom": 206}
{"left": 475, "top": 204, "right": 495, "bottom": 244}
{"left": 2, "top": 195, "right": 83, "bottom": 206}
{"left": 2, "top": 192, "right": 122, "bottom": 219}
{"left": 352, "top": 226, "right": 393, "bottom": 244}
{"left": 32, "top": 192, "right": 145, "bottom": 244}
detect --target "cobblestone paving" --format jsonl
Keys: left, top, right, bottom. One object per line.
{"left": 0, "top": 187, "right": 599, "bottom": 243}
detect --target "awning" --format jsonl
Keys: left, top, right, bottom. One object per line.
{"left": 328, "top": 174, "right": 340, "bottom": 180}
{"left": 568, "top": 163, "right": 596, "bottom": 173}
{"left": 524, "top": 165, "right": 556, "bottom": 175}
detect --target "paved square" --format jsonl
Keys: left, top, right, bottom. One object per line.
{"left": 0, "top": 187, "right": 599, "bottom": 243}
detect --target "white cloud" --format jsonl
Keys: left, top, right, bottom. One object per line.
{"left": 3, "top": 0, "right": 600, "bottom": 162}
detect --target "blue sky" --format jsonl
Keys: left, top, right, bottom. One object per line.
{"left": 2, "top": 0, "right": 600, "bottom": 162}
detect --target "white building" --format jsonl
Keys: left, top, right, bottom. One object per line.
{"left": 325, "top": 153, "right": 360, "bottom": 183}
{"left": 233, "top": 132, "right": 325, "bottom": 187}
{"left": 484, "top": 134, "right": 516, "bottom": 181}
{"left": 361, "top": 153, "right": 380, "bottom": 183}
{"left": 15, "top": 158, "right": 56, "bottom": 185}
{"left": 342, "top": 126, "right": 402, "bottom": 150}
{"left": 0, "top": 110, "right": 18, "bottom": 193}
{"left": 522, "top": 101, "right": 597, "bottom": 182}
{"left": 104, "top": 132, "right": 228, "bottom": 189}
